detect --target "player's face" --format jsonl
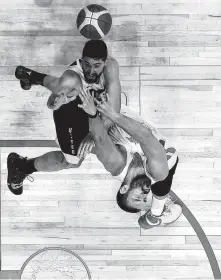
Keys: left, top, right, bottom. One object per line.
{"left": 126, "top": 182, "right": 151, "bottom": 211}
{"left": 82, "top": 57, "right": 106, "bottom": 83}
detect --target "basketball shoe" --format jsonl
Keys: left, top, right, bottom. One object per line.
{"left": 138, "top": 195, "right": 182, "bottom": 229}
{"left": 15, "top": 65, "right": 46, "bottom": 90}
{"left": 7, "top": 153, "right": 34, "bottom": 195}
{"left": 15, "top": 65, "right": 34, "bottom": 90}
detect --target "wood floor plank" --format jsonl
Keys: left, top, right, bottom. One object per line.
{"left": 140, "top": 66, "right": 221, "bottom": 80}
{"left": 2, "top": 0, "right": 221, "bottom": 278}
{"left": 171, "top": 57, "right": 221, "bottom": 65}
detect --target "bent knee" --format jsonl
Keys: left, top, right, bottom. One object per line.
{"left": 56, "top": 152, "right": 83, "bottom": 169}
{"left": 53, "top": 151, "right": 69, "bottom": 167}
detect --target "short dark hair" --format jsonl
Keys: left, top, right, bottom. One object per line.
{"left": 116, "top": 175, "right": 152, "bottom": 213}
{"left": 82, "top": 39, "right": 108, "bottom": 61}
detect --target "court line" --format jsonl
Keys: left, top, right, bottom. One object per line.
{"left": 170, "top": 191, "right": 221, "bottom": 280}
{"left": 0, "top": 148, "right": 1, "bottom": 271}
{"left": 0, "top": 140, "right": 57, "bottom": 147}
{"left": 0, "top": 142, "right": 220, "bottom": 279}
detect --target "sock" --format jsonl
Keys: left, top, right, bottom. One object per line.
{"left": 151, "top": 196, "right": 167, "bottom": 217}
{"left": 24, "top": 158, "right": 38, "bottom": 174}
{"left": 29, "top": 70, "right": 47, "bottom": 86}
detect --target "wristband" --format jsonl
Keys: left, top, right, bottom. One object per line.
{"left": 88, "top": 110, "right": 98, "bottom": 118}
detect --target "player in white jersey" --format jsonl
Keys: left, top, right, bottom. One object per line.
{"left": 76, "top": 90, "right": 182, "bottom": 229}
{"left": 7, "top": 40, "right": 121, "bottom": 195}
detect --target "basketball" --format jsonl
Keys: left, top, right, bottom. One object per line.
{"left": 76, "top": 4, "right": 112, "bottom": 40}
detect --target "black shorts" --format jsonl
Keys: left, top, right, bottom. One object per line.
{"left": 150, "top": 157, "right": 179, "bottom": 196}
{"left": 53, "top": 97, "right": 89, "bottom": 163}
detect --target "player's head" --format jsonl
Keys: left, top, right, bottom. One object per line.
{"left": 116, "top": 175, "right": 152, "bottom": 213}
{"left": 82, "top": 39, "right": 108, "bottom": 84}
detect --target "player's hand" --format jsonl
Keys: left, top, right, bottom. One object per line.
{"left": 47, "top": 93, "right": 67, "bottom": 110}
{"left": 94, "top": 93, "right": 118, "bottom": 121}
{"left": 77, "top": 132, "right": 95, "bottom": 159}
{"left": 78, "top": 89, "right": 97, "bottom": 116}
{"left": 47, "top": 90, "right": 78, "bottom": 110}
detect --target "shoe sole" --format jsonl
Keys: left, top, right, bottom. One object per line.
{"left": 139, "top": 206, "right": 183, "bottom": 229}
{"left": 7, "top": 153, "right": 23, "bottom": 195}
{"left": 162, "top": 210, "right": 183, "bottom": 227}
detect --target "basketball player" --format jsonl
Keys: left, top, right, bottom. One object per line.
{"left": 77, "top": 90, "right": 182, "bottom": 229}
{"left": 7, "top": 39, "right": 121, "bottom": 195}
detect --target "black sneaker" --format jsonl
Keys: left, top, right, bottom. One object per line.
{"left": 15, "top": 65, "right": 33, "bottom": 90}
{"left": 7, "top": 153, "right": 33, "bottom": 195}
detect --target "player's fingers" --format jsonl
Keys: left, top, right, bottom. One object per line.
{"left": 78, "top": 92, "right": 85, "bottom": 103}
{"left": 86, "top": 90, "right": 93, "bottom": 102}
{"left": 94, "top": 98, "right": 102, "bottom": 106}
{"left": 82, "top": 88, "right": 90, "bottom": 100}
{"left": 96, "top": 106, "right": 104, "bottom": 113}
{"left": 100, "top": 94, "right": 106, "bottom": 103}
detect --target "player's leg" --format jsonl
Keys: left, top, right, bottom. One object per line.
{"left": 33, "top": 151, "right": 84, "bottom": 171}
{"left": 15, "top": 65, "right": 59, "bottom": 92}
{"left": 43, "top": 75, "right": 59, "bottom": 92}
{"left": 7, "top": 151, "right": 83, "bottom": 195}
{"left": 88, "top": 116, "right": 124, "bottom": 175}
{"left": 138, "top": 158, "right": 182, "bottom": 229}
{"left": 7, "top": 100, "right": 89, "bottom": 196}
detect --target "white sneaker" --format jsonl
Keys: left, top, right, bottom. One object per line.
{"left": 138, "top": 195, "right": 182, "bottom": 229}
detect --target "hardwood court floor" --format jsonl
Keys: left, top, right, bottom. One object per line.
{"left": 1, "top": 0, "right": 221, "bottom": 279}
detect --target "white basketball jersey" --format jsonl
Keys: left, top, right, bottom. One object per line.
{"left": 66, "top": 59, "right": 106, "bottom": 98}
{"left": 110, "top": 105, "right": 178, "bottom": 183}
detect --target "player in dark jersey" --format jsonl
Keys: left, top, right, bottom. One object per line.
{"left": 7, "top": 40, "right": 121, "bottom": 195}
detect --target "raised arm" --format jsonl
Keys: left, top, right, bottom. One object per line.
{"left": 102, "top": 57, "right": 121, "bottom": 128}
{"left": 104, "top": 56, "right": 121, "bottom": 113}
{"left": 111, "top": 114, "right": 168, "bottom": 181}
{"left": 95, "top": 96, "right": 169, "bottom": 181}
{"left": 47, "top": 70, "right": 82, "bottom": 110}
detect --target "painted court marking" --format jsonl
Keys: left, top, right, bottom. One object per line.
{"left": 0, "top": 143, "right": 220, "bottom": 279}
{"left": 171, "top": 190, "right": 221, "bottom": 280}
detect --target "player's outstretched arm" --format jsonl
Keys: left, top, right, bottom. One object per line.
{"left": 102, "top": 57, "right": 121, "bottom": 129}
{"left": 110, "top": 114, "right": 169, "bottom": 181}
{"left": 104, "top": 56, "right": 121, "bottom": 113}
{"left": 95, "top": 95, "right": 169, "bottom": 181}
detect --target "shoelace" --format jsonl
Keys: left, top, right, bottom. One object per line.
{"left": 27, "top": 175, "right": 34, "bottom": 182}
{"left": 161, "top": 196, "right": 177, "bottom": 217}
{"left": 165, "top": 195, "right": 177, "bottom": 208}
{"left": 11, "top": 175, "right": 34, "bottom": 191}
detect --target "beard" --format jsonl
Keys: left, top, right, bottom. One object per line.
{"left": 82, "top": 69, "right": 103, "bottom": 84}
{"left": 129, "top": 154, "right": 152, "bottom": 192}
{"left": 130, "top": 174, "right": 151, "bottom": 193}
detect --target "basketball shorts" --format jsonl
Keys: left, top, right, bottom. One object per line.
{"left": 53, "top": 97, "right": 89, "bottom": 164}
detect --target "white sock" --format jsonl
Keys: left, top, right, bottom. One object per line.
{"left": 151, "top": 196, "right": 167, "bottom": 216}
